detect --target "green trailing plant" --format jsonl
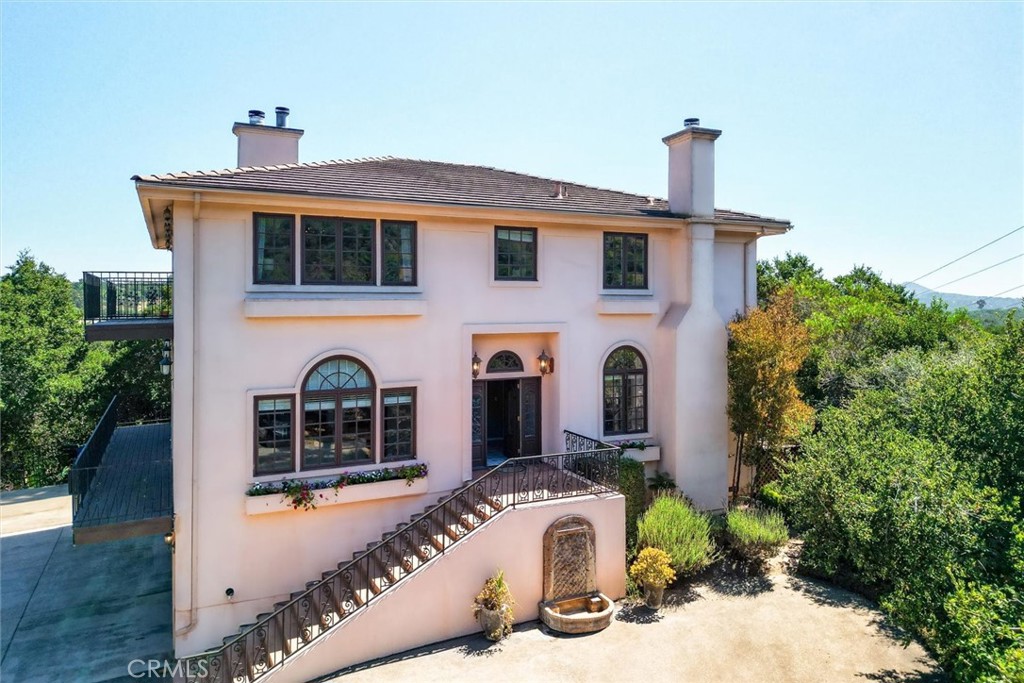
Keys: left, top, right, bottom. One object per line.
{"left": 637, "top": 494, "right": 716, "bottom": 576}
{"left": 472, "top": 569, "right": 515, "bottom": 641}
{"left": 629, "top": 547, "right": 676, "bottom": 589}
{"left": 725, "top": 507, "right": 789, "bottom": 560}
{"left": 617, "top": 440, "right": 648, "bottom": 451}
{"left": 617, "top": 456, "right": 646, "bottom": 549}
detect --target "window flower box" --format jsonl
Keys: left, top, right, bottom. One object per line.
{"left": 245, "top": 464, "right": 428, "bottom": 516}
{"left": 616, "top": 441, "right": 661, "bottom": 464}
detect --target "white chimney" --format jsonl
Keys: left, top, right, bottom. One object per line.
{"left": 232, "top": 106, "right": 303, "bottom": 168}
{"left": 662, "top": 118, "right": 721, "bottom": 217}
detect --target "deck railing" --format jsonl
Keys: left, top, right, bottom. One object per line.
{"left": 69, "top": 395, "right": 121, "bottom": 521}
{"left": 83, "top": 271, "right": 173, "bottom": 323}
{"left": 178, "top": 431, "right": 620, "bottom": 683}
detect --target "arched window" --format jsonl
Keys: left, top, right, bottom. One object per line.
{"left": 603, "top": 346, "right": 647, "bottom": 435}
{"left": 486, "top": 350, "right": 524, "bottom": 373}
{"left": 302, "top": 357, "right": 375, "bottom": 468}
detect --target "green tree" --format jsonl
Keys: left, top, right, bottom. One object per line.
{"left": 0, "top": 252, "right": 112, "bottom": 487}
{"left": 756, "top": 251, "right": 823, "bottom": 305}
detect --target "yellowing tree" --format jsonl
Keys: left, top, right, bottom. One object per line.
{"left": 727, "top": 287, "right": 813, "bottom": 495}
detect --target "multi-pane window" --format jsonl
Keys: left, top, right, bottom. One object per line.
{"left": 257, "top": 214, "right": 417, "bottom": 287}
{"left": 382, "top": 389, "right": 416, "bottom": 461}
{"left": 302, "top": 217, "right": 375, "bottom": 285}
{"left": 302, "top": 357, "right": 374, "bottom": 468}
{"left": 603, "top": 346, "right": 648, "bottom": 435}
{"left": 494, "top": 227, "right": 538, "bottom": 281}
{"left": 254, "top": 214, "right": 295, "bottom": 284}
{"left": 254, "top": 397, "right": 294, "bottom": 475}
{"left": 382, "top": 221, "right": 417, "bottom": 285}
{"left": 604, "top": 233, "right": 648, "bottom": 289}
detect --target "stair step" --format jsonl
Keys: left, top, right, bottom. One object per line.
{"left": 482, "top": 494, "right": 505, "bottom": 512}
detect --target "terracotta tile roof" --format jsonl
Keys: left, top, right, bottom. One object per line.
{"left": 133, "top": 157, "right": 789, "bottom": 226}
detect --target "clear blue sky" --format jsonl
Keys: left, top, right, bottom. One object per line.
{"left": 2, "top": 2, "right": 1021, "bottom": 297}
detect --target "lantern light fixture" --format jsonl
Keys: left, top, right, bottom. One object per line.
{"left": 160, "top": 340, "right": 172, "bottom": 376}
{"left": 538, "top": 350, "right": 554, "bottom": 376}
{"left": 471, "top": 352, "right": 481, "bottom": 379}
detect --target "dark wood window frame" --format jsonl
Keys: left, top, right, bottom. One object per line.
{"left": 603, "top": 232, "right": 649, "bottom": 290}
{"left": 301, "top": 356, "right": 376, "bottom": 469}
{"left": 301, "top": 215, "right": 377, "bottom": 286}
{"left": 381, "top": 387, "right": 417, "bottom": 462}
{"left": 486, "top": 350, "right": 524, "bottom": 373}
{"left": 253, "top": 394, "right": 296, "bottom": 476}
{"left": 253, "top": 213, "right": 296, "bottom": 285}
{"left": 494, "top": 226, "right": 539, "bottom": 281}
{"left": 381, "top": 220, "right": 418, "bottom": 286}
{"left": 603, "top": 346, "right": 649, "bottom": 436}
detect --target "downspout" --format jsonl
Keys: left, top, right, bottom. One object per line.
{"left": 175, "top": 193, "right": 201, "bottom": 637}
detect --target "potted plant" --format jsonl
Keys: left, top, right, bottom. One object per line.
{"left": 472, "top": 569, "right": 515, "bottom": 641}
{"left": 629, "top": 547, "right": 676, "bottom": 609}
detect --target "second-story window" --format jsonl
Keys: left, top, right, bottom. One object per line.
{"left": 382, "top": 221, "right": 417, "bottom": 286}
{"left": 603, "top": 232, "right": 648, "bottom": 289}
{"left": 254, "top": 214, "right": 295, "bottom": 284}
{"left": 302, "top": 216, "right": 375, "bottom": 285}
{"left": 494, "top": 227, "right": 538, "bottom": 281}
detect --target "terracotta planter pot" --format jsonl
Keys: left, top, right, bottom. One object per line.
{"left": 477, "top": 605, "right": 509, "bottom": 641}
{"left": 644, "top": 584, "right": 665, "bottom": 609}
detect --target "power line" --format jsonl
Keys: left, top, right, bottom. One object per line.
{"left": 932, "top": 253, "right": 1023, "bottom": 290}
{"left": 911, "top": 224, "right": 1024, "bottom": 283}
{"left": 983, "top": 283, "right": 1024, "bottom": 299}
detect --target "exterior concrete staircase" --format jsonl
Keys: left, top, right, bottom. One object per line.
{"left": 176, "top": 432, "right": 619, "bottom": 683}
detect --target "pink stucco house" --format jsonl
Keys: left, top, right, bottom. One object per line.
{"left": 75, "top": 108, "right": 790, "bottom": 682}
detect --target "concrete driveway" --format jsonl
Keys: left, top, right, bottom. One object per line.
{"left": 1, "top": 487, "right": 172, "bottom": 682}
{"left": 324, "top": 568, "right": 945, "bottom": 683}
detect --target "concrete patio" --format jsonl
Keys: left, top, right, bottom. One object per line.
{"left": 323, "top": 564, "right": 946, "bottom": 683}
{"left": 1, "top": 487, "right": 172, "bottom": 682}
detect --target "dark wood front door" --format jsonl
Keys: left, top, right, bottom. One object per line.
{"left": 519, "top": 376, "right": 541, "bottom": 457}
{"left": 471, "top": 377, "right": 542, "bottom": 467}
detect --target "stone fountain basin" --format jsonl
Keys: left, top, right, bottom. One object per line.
{"left": 539, "top": 593, "right": 614, "bottom": 634}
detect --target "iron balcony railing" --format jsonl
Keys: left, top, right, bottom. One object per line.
{"left": 83, "top": 271, "right": 173, "bottom": 323}
{"left": 69, "top": 395, "right": 121, "bottom": 521}
{"left": 177, "top": 431, "right": 620, "bottom": 683}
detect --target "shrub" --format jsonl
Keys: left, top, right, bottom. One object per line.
{"left": 725, "top": 507, "right": 788, "bottom": 560}
{"left": 629, "top": 547, "right": 676, "bottom": 589}
{"left": 637, "top": 494, "right": 716, "bottom": 576}
{"left": 618, "top": 456, "right": 646, "bottom": 549}
{"left": 758, "top": 480, "right": 785, "bottom": 510}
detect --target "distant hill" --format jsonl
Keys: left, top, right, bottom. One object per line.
{"left": 902, "top": 282, "right": 1022, "bottom": 311}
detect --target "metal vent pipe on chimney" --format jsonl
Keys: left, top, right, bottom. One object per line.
{"left": 684, "top": 117, "right": 700, "bottom": 128}
{"left": 275, "top": 107, "right": 290, "bottom": 128}
{"left": 248, "top": 110, "right": 265, "bottom": 125}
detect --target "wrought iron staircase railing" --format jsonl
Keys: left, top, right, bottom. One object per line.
{"left": 177, "top": 431, "right": 620, "bottom": 683}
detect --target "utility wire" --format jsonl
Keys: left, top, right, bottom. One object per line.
{"left": 983, "top": 283, "right": 1024, "bottom": 299}
{"left": 911, "top": 224, "right": 1024, "bottom": 283}
{"left": 932, "top": 254, "right": 1023, "bottom": 290}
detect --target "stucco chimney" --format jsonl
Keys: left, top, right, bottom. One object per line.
{"left": 232, "top": 107, "right": 303, "bottom": 168}
{"left": 662, "top": 120, "right": 722, "bottom": 217}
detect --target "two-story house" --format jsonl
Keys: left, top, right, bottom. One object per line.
{"left": 77, "top": 108, "right": 789, "bottom": 682}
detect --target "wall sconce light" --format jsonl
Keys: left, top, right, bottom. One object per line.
{"left": 160, "top": 340, "right": 172, "bottom": 376}
{"left": 472, "top": 352, "right": 481, "bottom": 379}
{"left": 538, "top": 350, "right": 554, "bottom": 376}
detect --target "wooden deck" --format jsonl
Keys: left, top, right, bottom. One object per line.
{"left": 73, "top": 422, "right": 173, "bottom": 545}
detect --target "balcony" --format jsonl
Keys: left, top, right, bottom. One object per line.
{"left": 83, "top": 271, "right": 173, "bottom": 341}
